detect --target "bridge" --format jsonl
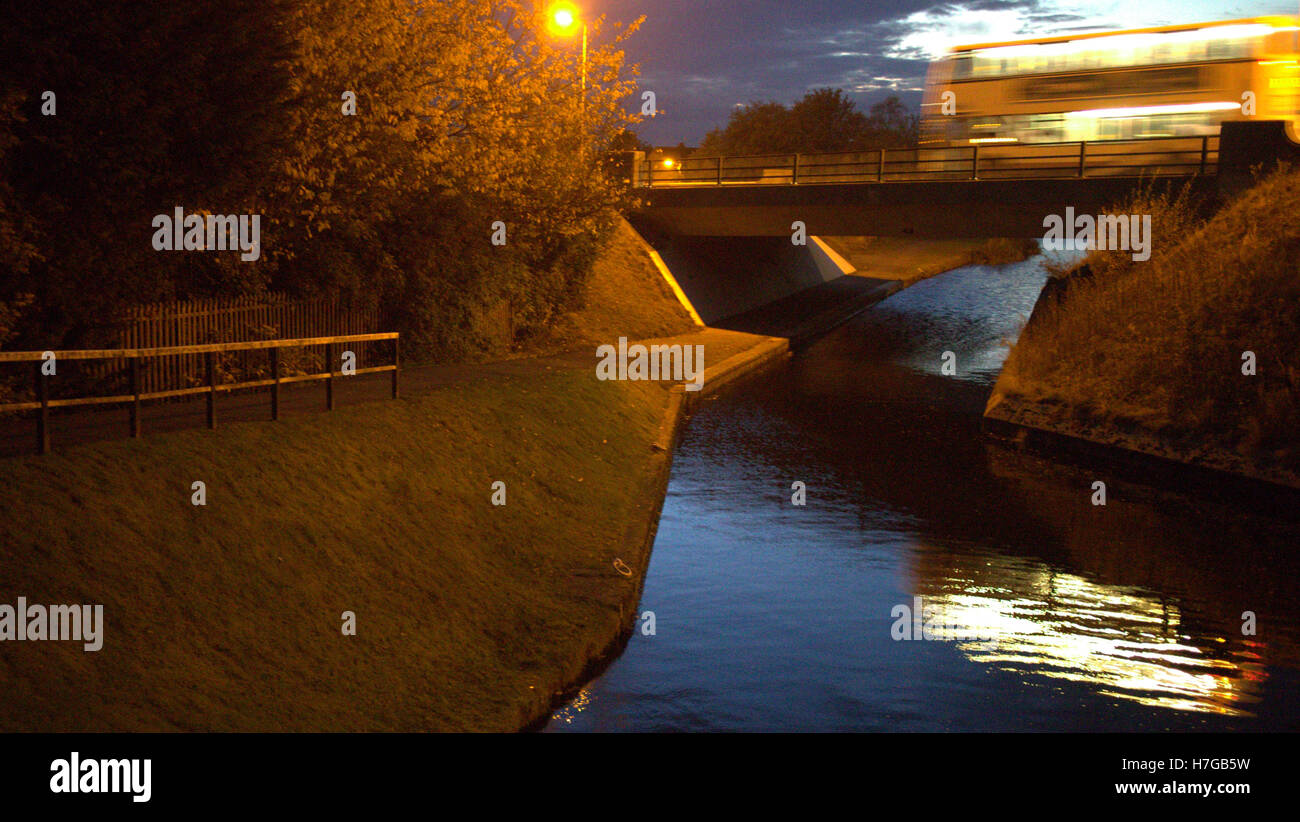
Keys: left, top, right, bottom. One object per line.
{"left": 626, "top": 121, "right": 1300, "bottom": 328}
{"left": 632, "top": 121, "right": 1300, "bottom": 238}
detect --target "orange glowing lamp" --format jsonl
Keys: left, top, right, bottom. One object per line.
{"left": 547, "top": 3, "right": 581, "bottom": 37}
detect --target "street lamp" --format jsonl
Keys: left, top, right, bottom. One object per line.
{"left": 547, "top": 2, "right": 586, "bottom": 95}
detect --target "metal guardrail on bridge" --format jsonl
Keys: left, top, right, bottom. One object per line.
{"left": 640, "top": 135, "right": 1219, "bottom": 187}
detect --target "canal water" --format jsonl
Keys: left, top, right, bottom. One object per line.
{"left": 545, "top": 254, "right": 1300, "bottom": 732}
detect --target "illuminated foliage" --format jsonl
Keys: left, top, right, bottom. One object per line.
{"left": 0, "top": 1, "right": 643, "bottom": 358}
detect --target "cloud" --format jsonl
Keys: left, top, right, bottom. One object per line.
{"left": 611, "top": 0, "right": 1298, "bottom": 145}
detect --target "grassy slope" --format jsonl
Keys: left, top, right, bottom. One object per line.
{"left": 994, "top": 168, "right": 1300, "bottom": 482}
{"left": 512, "top": 218, "right": 697, "bottom": 358}
{"left": 0, "top": 217, "right": 699, "bottom": 731}
{"left": 0, "top": 358, "right": 671, "bottom": 731}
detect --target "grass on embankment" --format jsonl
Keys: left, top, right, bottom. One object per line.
{"left": 995, "top": 166, "right": 1300, "bottom": 483}
{"left": 0, "top": 366, "right": 672, "bottom": 731}
{"left": 510, "top": 218, "right": 697, "bottom": 358}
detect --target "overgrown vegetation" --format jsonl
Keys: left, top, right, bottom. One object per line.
{"left": 999, "top": 166, "right": 1300, "bottom": 475}
{"left": 0, "top": 1, "right": 645, "bottom": 361}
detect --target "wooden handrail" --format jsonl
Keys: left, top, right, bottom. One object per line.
{"left": 0, "top": 332, "right": 399, "bottom": 362}
{"left": 0, "top": 331, "right": 400, "bottom": 454}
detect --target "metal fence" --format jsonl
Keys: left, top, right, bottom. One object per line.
{"left": 640, "top": 135, "right": 1219, "bottom": 187}
{"left": 105, "top": 295, "right": 383, "bottom": 395}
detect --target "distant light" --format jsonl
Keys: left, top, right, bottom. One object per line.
{"left": 1065, "top": 101, "right": 1241, "bottom": 119}
{"left": 662, "top": 158, "right": 676, "bottom": 169}
{"left": 969, "top": 137, "right": 1018, "bottom": 143}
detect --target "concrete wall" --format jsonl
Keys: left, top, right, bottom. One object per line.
{"left": 1217, "top": 120, "right": 1300, "bottom": 196}
{"left": 635, "top": 175, "right": 1219, "bottom": 238}
{"left": 630, "top": 224, "right": 854, "bottom": 323}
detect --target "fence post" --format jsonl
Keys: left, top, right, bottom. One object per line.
{"left": 792, "top": 154, "right": 800, "bottom": 184}
{"left": 34, "top": 361, "right": 49, "bottom": 455}
{"left": 716, "top": 156, "right": 723, "bottom": 185}
{"left": 325, "top": 342, "right": 335, "bottom": 411}
{"left": 647, "top": 161, "right": 654, "bottom": 188}
{"left": 971, "top": 145, "right": 979, "bottom": 180}
{"left": 270, "top": 346, "right": 280, "bottom": 420}
{"left": 129, "top": 357, "right": 141, "bottom": 438}
{"left": 878, "top": 148, "right": 886, "bottom": 182}
{"left": 1200, "top": 136, "right": 1208, "bottom": 175}
{"left": 1078, "top": 141, "right": 1087, "bottom": 178}
{"left": 391, "top": 336, "right": 400, "bottom": 400}
{"left": 205, "top": 350, "right": 216, "bottom": 429}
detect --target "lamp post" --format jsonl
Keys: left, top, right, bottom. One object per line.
{"left": 547, "top": 2, "right": 586, "bottom": 97}
{"left": 548, "top": 1, "right": 589, "bottom": 168}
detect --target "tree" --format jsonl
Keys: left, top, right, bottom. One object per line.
{"left": 0, "top": 0, "right": 296, "bottom": 346}
{"left": 866, "top": 95, "right": 919, "bottom": 147}
{"left": 790, "top": 88, "right": 871, "bottom": 152}
{"left": 699, "top": 102, "right": 791, "bottom": 155}
{"left": 697, "top": 89, "right": 918, "bottom": 156}
{"left": 0, "top": 1, "right": 646, "bottom": 359}
{"left": 609, "top": 130, "right": 652, "bottom": 153}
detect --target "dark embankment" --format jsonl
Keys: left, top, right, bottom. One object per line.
{"left": 988, "top": 166, "right": 1300, "bottom": 489}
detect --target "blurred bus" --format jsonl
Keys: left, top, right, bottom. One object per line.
{"left": 920, "top": 17, "right": 1300, "bottom": 146}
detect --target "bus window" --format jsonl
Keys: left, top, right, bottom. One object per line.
{"left": 952, "top": 53, "right": 972, "bottom": 80}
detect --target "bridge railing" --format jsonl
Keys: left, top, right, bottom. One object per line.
{"left": 0, "top": 332, "right": 400, "bottom": 454}
{"left": 641, "top": 135, "right": 1219, "bottom": 187}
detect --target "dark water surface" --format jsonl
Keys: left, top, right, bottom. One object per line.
{"left": 546, "top": 256, "right": 1300, "bottom": 732}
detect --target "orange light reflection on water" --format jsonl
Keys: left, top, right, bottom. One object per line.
{"left": 914, "top": 555, "right": 1265, "bottom": 717}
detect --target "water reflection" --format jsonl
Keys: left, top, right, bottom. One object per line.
{"left": 546, "top": 256, "right": 1300, "bottom": 732}
{"left": 911, "top": 546, "right": 1264, "bottom": 717}
{"left": 550, "top": 685, "right": 595, "bottom": 727}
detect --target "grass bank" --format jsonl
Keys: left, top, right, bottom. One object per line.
{"left": 989, "top": 166, "right": 1300, "bottom": 488}
{"left": 0, "top": 366, "right": 680, "bottom": 731}
{"left": 503, "top": 218, "right": 699, "bottom": 360}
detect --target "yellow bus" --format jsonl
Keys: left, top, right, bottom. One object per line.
{"left": 921, "top": 17, "right": 1300, "bottom": 146}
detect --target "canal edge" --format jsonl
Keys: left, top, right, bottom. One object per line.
{"left": 982, "top": 398, "right": 1300, "bottom": 518}
{"left": 520, "top": 334, "right": 791, "bottom": 731}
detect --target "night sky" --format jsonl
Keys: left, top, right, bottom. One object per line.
{"left": 598, "top": 0, "right": 1297, "bottom": 145}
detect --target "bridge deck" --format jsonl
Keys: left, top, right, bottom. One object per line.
{"left": 638, "top": 134, "right": 1218, "bottom": 188}
{"left": 634, "top": 174, "right": 1220, "bottom": 238}
{"left": 633, "top": 124, "right": 1300, "bottom": 238}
